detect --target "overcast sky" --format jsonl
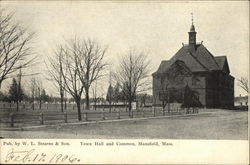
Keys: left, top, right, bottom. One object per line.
{"left": 1, "top": 1, "right": 249, "bottom": 97}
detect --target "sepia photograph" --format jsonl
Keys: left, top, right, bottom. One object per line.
{"left": 0, "top": 1, "right": 249, "bottom": 164}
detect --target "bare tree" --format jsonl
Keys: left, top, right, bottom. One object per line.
{"left": 160, "top": 76, "right": 169, "bottom": 111}
{"left": 74, "top": 39, "right": 107, "bottom": 110}
{"left": 48, "top": 43, "right": 84, "bottom": 120}
{"left": 47, "top": 46, "right": 66, "bottom": 112}
{"left": 237, "top": 77, "right": 249, "bottom": 94}
{"left": 60, "top": 46, "right": 84, "bottom": 121}
{"left": 114, "top": 49, "right": 151, "bottom": 115}
{"left": 0, "top": 9, "right": 36, "bottom": 88}
{"left": 50, "top": 38, "right": 107, "bottom": 120}
{"left": 28, "top": 77, "right": 42, "bottom": 110}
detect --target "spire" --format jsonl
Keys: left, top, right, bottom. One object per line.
{"left": 190, "top": 12, "right": 195, "bottom": 32}
{"left": 191, "top": 12, "right": 194, "bottom": 25}
{"left": 188, "top": 12, "right": 197, "bottom": 52}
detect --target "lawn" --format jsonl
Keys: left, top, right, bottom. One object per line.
{"left": 0, "top": 109, "right": 248, "bottom": 140}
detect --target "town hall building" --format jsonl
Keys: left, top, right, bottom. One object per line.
{"left": 152, "top": 20, "right": 234, "bottom": 108}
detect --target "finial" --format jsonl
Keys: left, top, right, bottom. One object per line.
{"left": 191, "top": 12, "right": 194, "bottom": 25}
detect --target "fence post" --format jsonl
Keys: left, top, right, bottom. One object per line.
{"left": 64, "top": 112, "right": 67, "bottom": 123}
{"left": 9, "top": 113, "right": 14, "bottom": 127}
{"left": 82, "top": 113, "right": 85, "bottom": 121}
{"left": 131, "top": 111, "right": 134, "bottom": 118}
{"left": 40, "top": 113, "right": 44, "bottom": 125}
{"left": 154, "top": 108, "right": 156, "bottom": 117}
{"left": 85, "top": 112, "right": 88, "bottom": 121}
{"left": 143, "top": 110, "right": 145, "bottom": 118}
{"left": 118, "top": 110, "right": 121, "bottom": 119}
{"left": 102, "top": 112, "right": 106, "bottom": 120}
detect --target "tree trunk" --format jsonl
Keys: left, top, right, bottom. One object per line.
{"left": 125, "top": 101, "right": 127, "bottom": 112}
{"left": 60, "top": 93, "right": 64, "bottom": 112}
{"left": 16, "top": 101, "right": 19, "bottom": 112}
{"left": 109, "top": 99, "right": 111, "bottom": 113}
{"left": 75, "top": 98, "right": 82, "bottom": 121}
{"left": 64, "top": 99, "right": 67, "bottom": 110}
{"left": 32, "top": 98, "right": 35, "bottom": 110}
{"left": 85, "top": 87, "right": 90, "bottom": 110}
{"left": 128, "top": 99, "right": 132, "bottom": 116}
{"left": 39, "top": 98, "right": 42, "bottom": 109}
{"left": 167, "top": 95, "right": 170, "bottom": 113}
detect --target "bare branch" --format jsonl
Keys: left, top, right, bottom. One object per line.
{"left": 237, "top": 77, "right": 249, "bottom": 93}
{"left": 47, "top": 37, "right": 107, "bottom": 119}
{"left": 0, "top": 8, "right": 36, "bottom": 88}
{"left": 114, "top": 48, "right": 151, "bottom": 111}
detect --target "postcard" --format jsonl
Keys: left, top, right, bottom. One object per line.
{"left": 0, "top": 1, "right": 249, "bottom": 164}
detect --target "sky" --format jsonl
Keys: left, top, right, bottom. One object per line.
{"left": 0, "top": 1, "right": 249, "bottom": 97}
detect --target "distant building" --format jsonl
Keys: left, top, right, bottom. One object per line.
{"left": 235, "top": 95, "right": 248, "bottom": 107}
{"left": 152, "top": 20, "right": 234, "bottom": 108}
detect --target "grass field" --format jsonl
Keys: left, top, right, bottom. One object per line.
{"left": 0, "top": 109, "right": 248, "bottom": 139}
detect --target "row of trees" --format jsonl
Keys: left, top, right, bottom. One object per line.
{"left": 0, "top": 77, "right": 51, "bottom": 111}
{"left": 47, "top": 38, "right": 151, "bottom": 120}
{"left": 47, "top": 38, "right": 108, "bottom": 121}
{"left": 0, "top": 8, "right": 151, "bottom": 120}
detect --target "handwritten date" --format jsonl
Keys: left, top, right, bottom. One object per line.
{"left": 5, "top": 148, "right": 80, "bottom": 163}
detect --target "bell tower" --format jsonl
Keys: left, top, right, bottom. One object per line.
{"left": 188, "top": 13, "right": 196, "bottom": 52}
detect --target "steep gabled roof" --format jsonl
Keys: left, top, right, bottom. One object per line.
{"left": 154, "top": 60, "right": 172, "bottom": 74}
{"left": 153, "top": 59, "right": 192, "bottom": 77}
{"left": 193, "top": 44, "right": 221, "bottom": 71}
{"left": 153, "top": 44, "right": 228, "bottom": 76}
{"left": 170, "top": 45, "right": 209, "bottom": 72}
{"left": 214, "top": 56, "right": 230, "bottom": 74}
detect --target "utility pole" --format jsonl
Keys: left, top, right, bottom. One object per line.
{"left": 109, "top": 71, "right": 112, "bottom": 113}
{"left": 64, "top": 92, "right": 67, "bottom": 111}
{"left": 16, "top": 68, "right": 22, "bottom": 112}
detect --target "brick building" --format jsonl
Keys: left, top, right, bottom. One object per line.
{"left": 152, "top": 22, "right": 234, "bottom": 108}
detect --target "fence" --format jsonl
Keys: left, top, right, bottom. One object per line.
{"left": 0, "top": 102, "right": 81, "bottom": 112}
{"left": 5, "top": 107, "right": 199, "bottom": 127}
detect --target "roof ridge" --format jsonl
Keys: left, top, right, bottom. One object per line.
{"left": 215, "top": 55, "right": 227, "bottom": 58}
{"left": 202, "top": 45, "right": 221, "bottom": 69}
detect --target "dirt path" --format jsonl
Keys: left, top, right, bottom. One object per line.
{"left": 0, "top": 109, "right": 247, "bottom": 139}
